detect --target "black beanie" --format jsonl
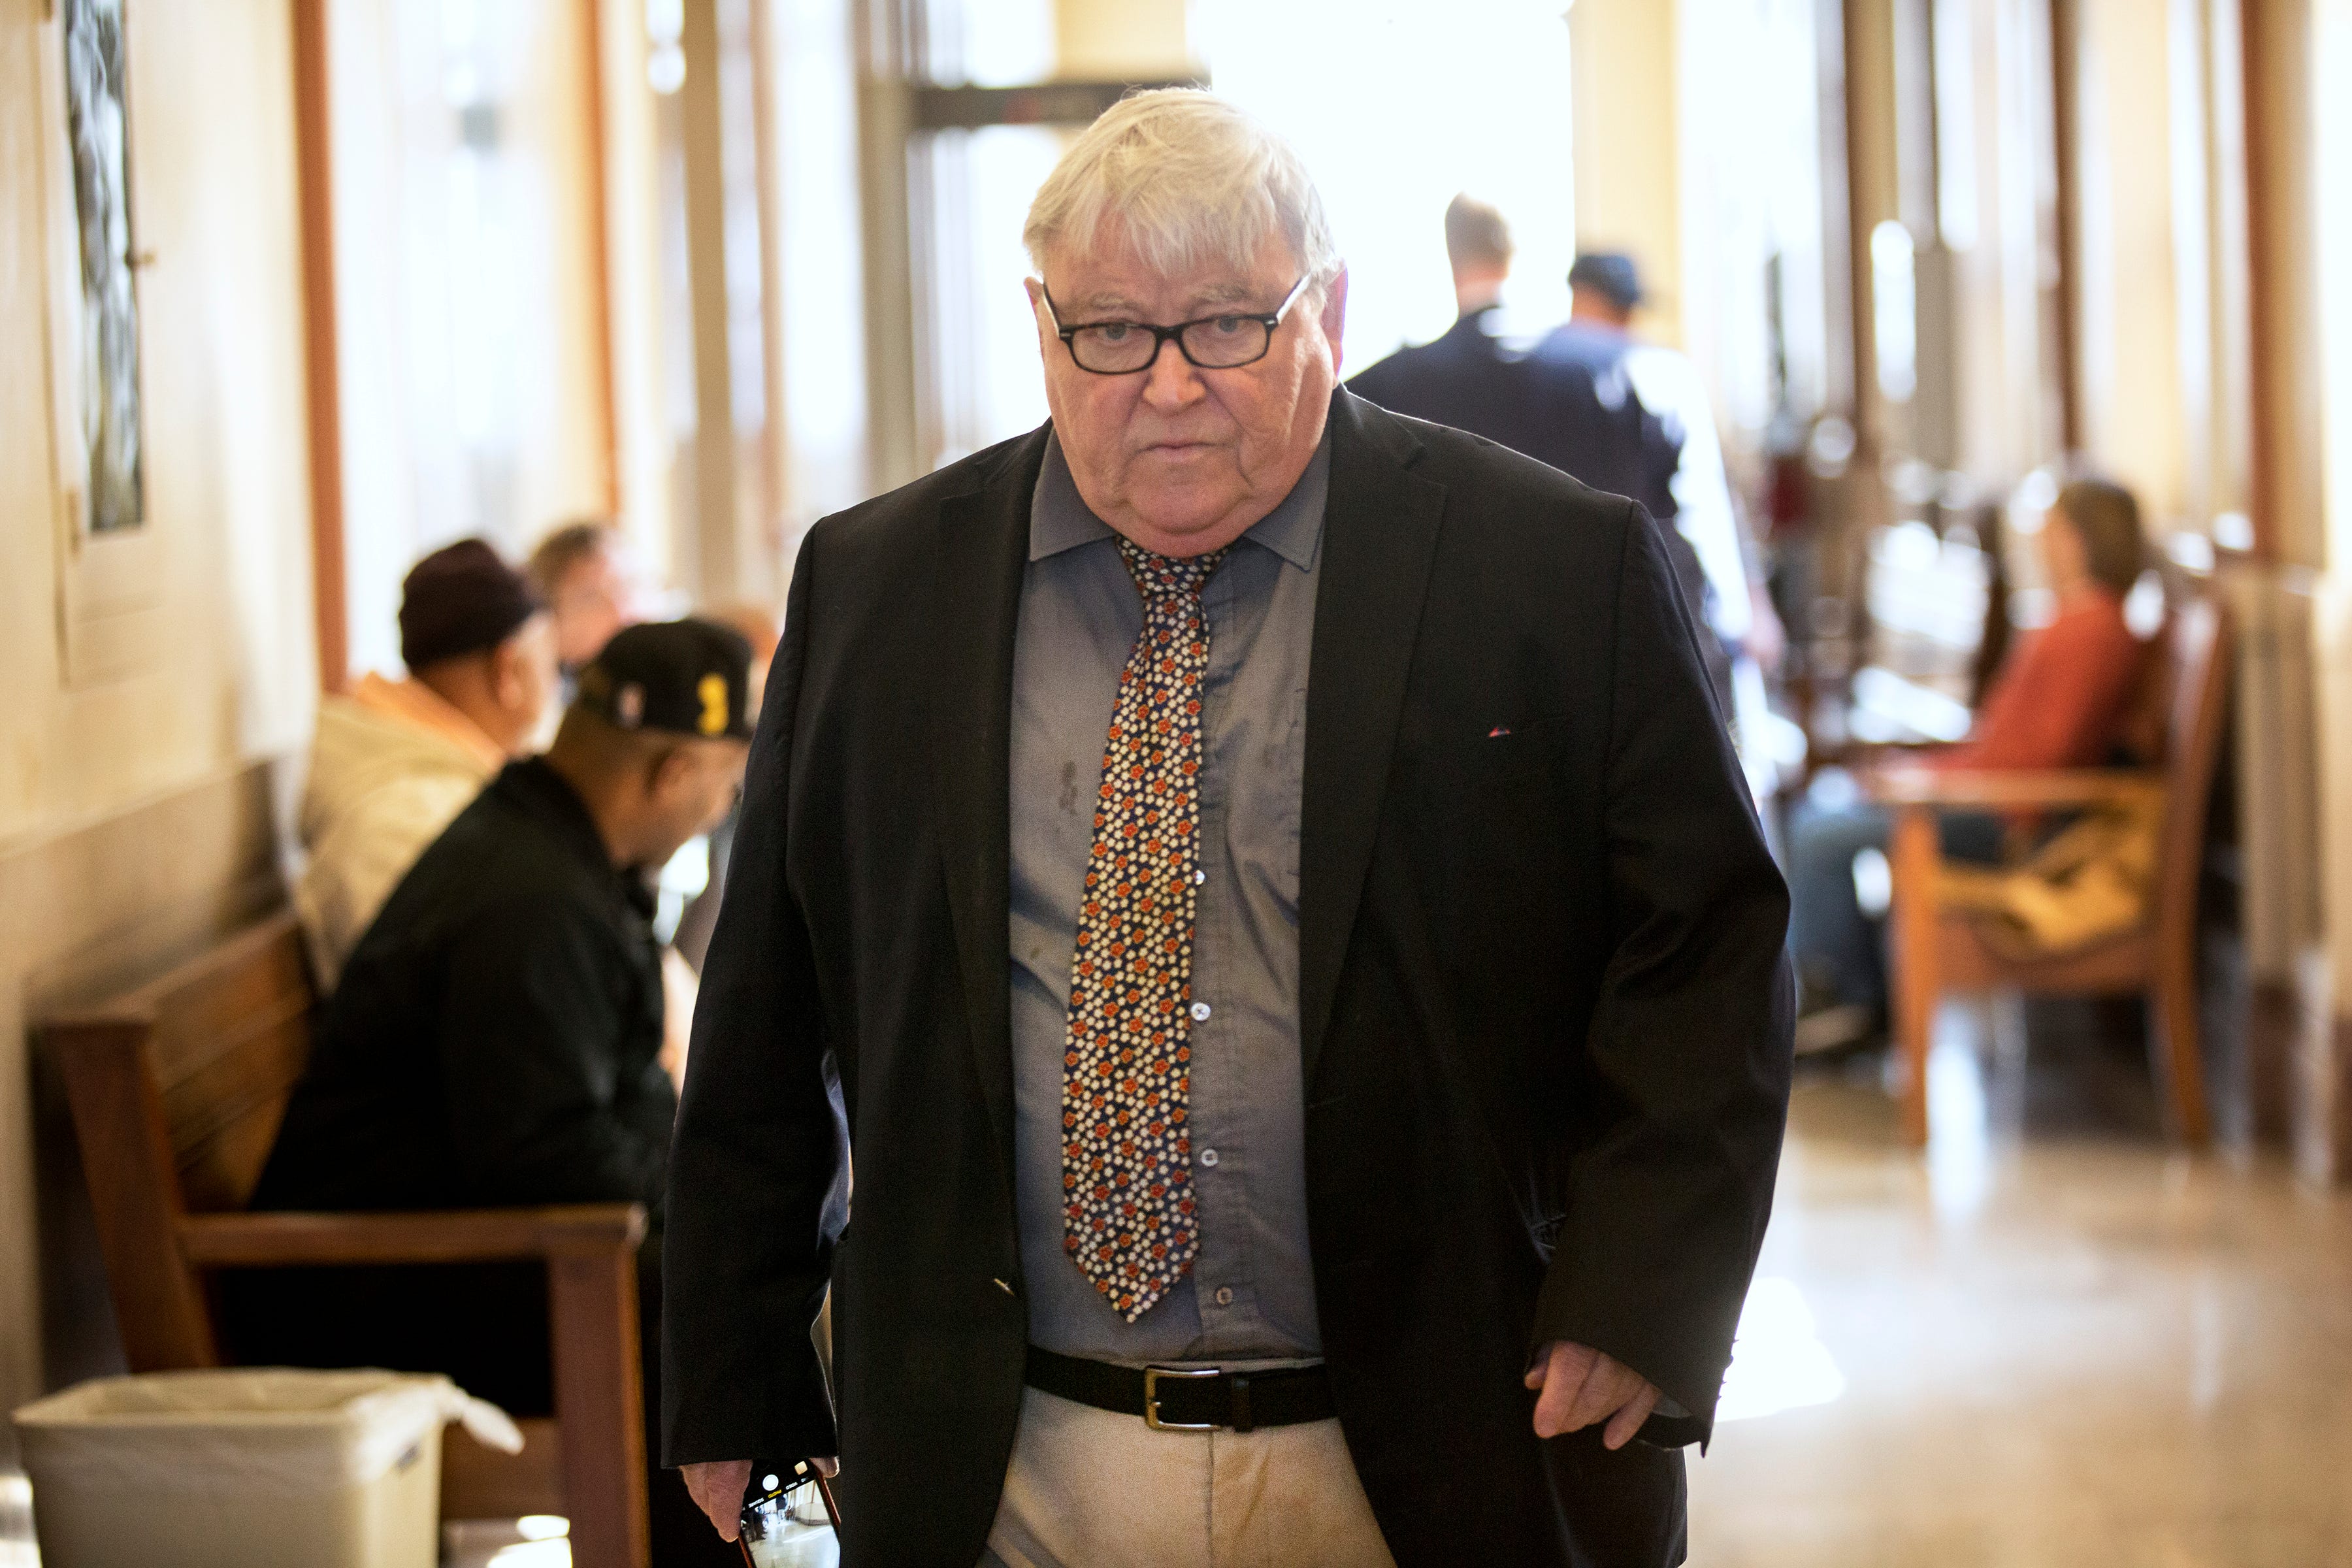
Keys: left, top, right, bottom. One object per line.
{"left": 399, "top": 538, "right": 544, "bottom": 670}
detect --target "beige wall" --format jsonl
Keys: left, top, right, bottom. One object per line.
{"left": 1569, "top": 0, "right": 1684, "bottom": 351}
{"left": 1054, "top": 0, "right": 1188, "bottom": 78}
{"left": 0, "top": 0, "right": 318, "bottom": 1438}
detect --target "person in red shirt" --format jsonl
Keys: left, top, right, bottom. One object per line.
{"left": 1789, "top": 479, "right": 2151, "bottom": 1051}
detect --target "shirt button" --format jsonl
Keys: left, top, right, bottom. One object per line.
{"left": 1194, "top": 869, "right": 1207, "bottom": 885}
{"left": 1214, "top": 1286, "right": 1235, "bottom": 1307}
{"left": 1198, "top": 1147, "right": 1220, "bottom": 1168}
{"left": 1190, "top": 1002, "right": 1211, "bottom": 1022}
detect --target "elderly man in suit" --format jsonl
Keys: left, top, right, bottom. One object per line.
{"left": 663, "top": 90, "right": 1792, "bottom": 1568}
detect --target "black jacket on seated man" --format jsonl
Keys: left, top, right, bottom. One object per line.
{"left": 253, "top": 757, "right": 674, "bottom": 1220}
{"left": 233, "top": 756, "right": 673, "bottom": 1412}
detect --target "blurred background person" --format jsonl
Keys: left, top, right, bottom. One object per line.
{"left": 1542, "top": 253, "right": 1787, "bottom": 744}
{"left": 1350, "top": 199, "right": 1726, "bottom": 713}
{"left": 527, "top": 517, "right": 657, "bottom": 673}
{"left": 239, "top": 620, "right": 755, "bottom": 1568}
{"left": 1345, "top": 195, "right": 1541, "bottom": 449}
{"left": 528, "top": 519, "right": 722, "bottom": 1075}
{"left": 1786, "top": 478, "right": 2151, "bottom": 1052}
{"left": 294, "top": 539, "right": 557, "bottom": 990}
{"left": 668, "top": 600, "right": 783, "bottom": 975}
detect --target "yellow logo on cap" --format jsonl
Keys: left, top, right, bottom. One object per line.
{"left": 698, "top": 673, "right": 729, "bottom": 736}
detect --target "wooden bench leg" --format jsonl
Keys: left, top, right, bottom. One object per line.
{"left": 1889, "top": 807, "right": 1941, "bottom": 1147}
{"left": 2153, "top": 967, "right": 2210, "bottom": 1147}
{"left": 549, "top": 1252, "right": 649, "bottom": 1568}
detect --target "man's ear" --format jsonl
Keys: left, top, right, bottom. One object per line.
{"left": 1026, "top": 275, "right": 1057, "bottom": 357}
{"left": 1318, "top": 267, "right": 1350, "bottom": 377}
{"left": 490, "top": 640, "right": 527, "bottom": 709}
{"left": 628, "top": 743, "right": 675, "bottom": 807}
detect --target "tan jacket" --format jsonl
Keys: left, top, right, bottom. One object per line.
{"left": 295, "top": 675, "right": 506, "bottom": 989}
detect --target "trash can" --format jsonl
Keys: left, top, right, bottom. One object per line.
{"left": 13, "top": 1368, "right": 521, "bottom": 1568}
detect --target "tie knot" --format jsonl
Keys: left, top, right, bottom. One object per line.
{"left": 1117, "top": 536, "right": 1226, "bottom": 603}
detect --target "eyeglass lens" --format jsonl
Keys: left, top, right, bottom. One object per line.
{"left": 1070, "top": 316, "right": 1271, "bottom": 373}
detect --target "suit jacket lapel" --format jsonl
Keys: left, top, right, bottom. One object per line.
{"left": 1299, "top": 392, "right": 1446, "bottom": 1088}
{"left": 927, "top": 427, "right": 1050, "bottom": 1181}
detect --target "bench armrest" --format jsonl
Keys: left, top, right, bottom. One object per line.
{"left": 178, "top": 1204, "right": 647, "bottom": 1267}
{"left": 1864, "top": 766, "right": 2166, "bottom": 811}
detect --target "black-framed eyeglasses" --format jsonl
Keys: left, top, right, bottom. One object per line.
{"left": 1041, "top": 276, "right": 1311, "bottom": 374}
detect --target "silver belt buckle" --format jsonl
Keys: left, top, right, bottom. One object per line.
{"left": 1142, "top": 1365, "right": 1222, "bottom": 1431}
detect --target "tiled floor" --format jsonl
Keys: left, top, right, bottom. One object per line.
{"left": 445, "top": 1516, "right": 574, "bottom": 1567}
{"left": 14, "top": 1000, "right": 2348, "bottom": 1568}
{"left": 1688, "top": 1000, "right": 2352, "bottom": 1566}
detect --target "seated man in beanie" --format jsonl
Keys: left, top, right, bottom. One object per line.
{"left": 295, "top": 538, "right": 558, "bottom": 988}
{"left": 235, "top": 620, "right": 756, "bottom": 1567}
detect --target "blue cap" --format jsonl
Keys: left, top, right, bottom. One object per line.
{"left": 1569, "top": 253, "right": 1644, "bottom": 312}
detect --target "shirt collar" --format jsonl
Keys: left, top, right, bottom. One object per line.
{"left": 1030, "top": 425, "right": 1330, "bottom": 573}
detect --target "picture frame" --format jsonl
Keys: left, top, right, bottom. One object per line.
{"left": 39, "top": 0, "right": 167, "bottom": 687}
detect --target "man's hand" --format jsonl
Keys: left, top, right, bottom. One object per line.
{"left": 683, "top": 1461, "right": 753, "bottom": 1543}
{"left": 1525, "top": 1341, "right": 1661, "bottom": 1450}
{"left": 681, "top": 1458, "right": 840, "bottom": 1542}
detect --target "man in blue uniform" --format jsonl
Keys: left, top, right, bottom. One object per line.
{"left": 1350, "top": 202, "right": 1728, "bottom": 714}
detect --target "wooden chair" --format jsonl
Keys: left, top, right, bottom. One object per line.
{"left": 39, "top": 911, "right": 651, "bottom": 1567}
{"left": 1867, "top": 596, "right": 2230, "bottom": 1147}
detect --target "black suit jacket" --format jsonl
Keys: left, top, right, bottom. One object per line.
{"left": 663, "top": 391, "right": 1793, "bottom": 1567}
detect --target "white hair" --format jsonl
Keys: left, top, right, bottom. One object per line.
{"left": 1022, "top": 89, "right": 1340, "bottom": 292}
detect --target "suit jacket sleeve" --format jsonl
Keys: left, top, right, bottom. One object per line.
{"left": 662, "top": 532, "right": 850, "bottom": 1467}
{"left": 1529, "top": 499, "right": 1794, "bottom": 1447}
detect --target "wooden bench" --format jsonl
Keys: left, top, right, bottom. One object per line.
{"left": 1867, "top": 596, "right": 2231, "bottom": 1147}
{"left": 40, "top": 911, "right": 651, "bottom": 1567}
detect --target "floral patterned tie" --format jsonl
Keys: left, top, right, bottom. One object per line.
{"left": 1061, "top": 537, "right": 1228, "bottom": 1321}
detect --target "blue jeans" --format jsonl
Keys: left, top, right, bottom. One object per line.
{"left": 1786, "top": 800, "right": 2005, "bottom": 1015}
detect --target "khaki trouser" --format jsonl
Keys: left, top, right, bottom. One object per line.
{"left": 979, "top": 1384, "right": 1399, "bottom": 1568}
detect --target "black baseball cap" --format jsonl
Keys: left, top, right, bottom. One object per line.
{"left": 572, "top": 619, "right": 756, "bottom": 742}
{"left": 399, "top": 538, "right": 544, "bottom": 670}
{"left": 1569, "top": 252, "right": 1644, "bottom": 312}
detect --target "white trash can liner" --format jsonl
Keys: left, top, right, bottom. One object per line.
{"left": 13, "top": 1369, "right": 523, "bottom": 1568}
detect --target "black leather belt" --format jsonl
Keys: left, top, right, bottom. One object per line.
{"left": 1024, "top": 1345, "right": 1335, "bottom": 1433}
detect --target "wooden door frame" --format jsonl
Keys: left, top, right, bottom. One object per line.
{"left": 290, "top": 0, "right": 346, "bottom": 694}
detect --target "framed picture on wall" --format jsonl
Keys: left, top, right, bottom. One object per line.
{"left": 39, "top": 0, "right": 166, "bottom": 686}
{"left": 62, "top": 0, "right": 146, "bottom": 537}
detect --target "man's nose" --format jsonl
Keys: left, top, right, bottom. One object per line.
{"left": 1139, "top": 336, "right": 1205, "bottom": 410}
